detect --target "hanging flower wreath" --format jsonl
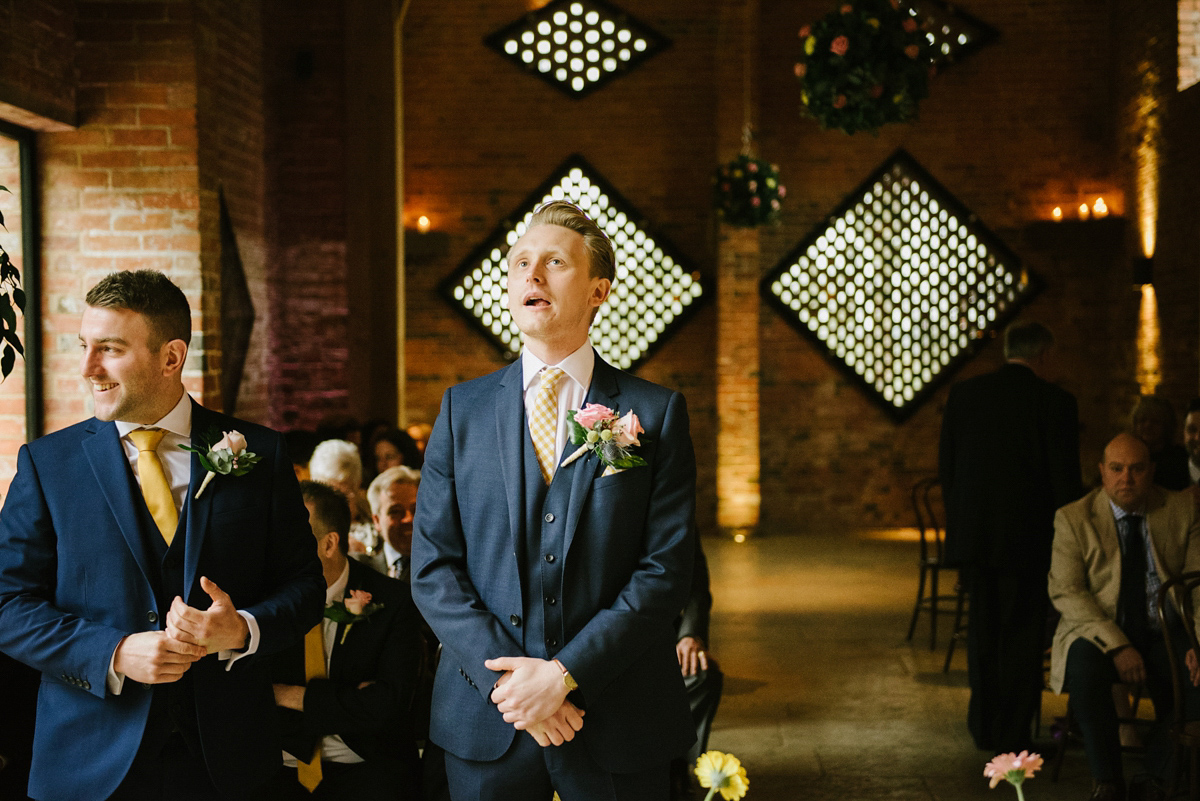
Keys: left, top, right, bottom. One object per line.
{"left": 793, "top": 0, "right": 933, "bottom": 135}
{"left": 713, "top": 155, "right": 786, "bottom": 228}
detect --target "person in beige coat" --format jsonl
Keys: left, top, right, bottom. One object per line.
{"left": 1049, "top": 433, "right": 1200, "bottom": 801}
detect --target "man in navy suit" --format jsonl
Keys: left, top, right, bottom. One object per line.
{"left": 0, "top": 270, "right": 325, "bottom": 800}
{"left": 412, "top": 201, "right": 697, "bottom": 800}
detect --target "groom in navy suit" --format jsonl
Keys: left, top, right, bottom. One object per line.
{"left": 412, "top": 201, "right": 697, "bottom": 800}
{"left": 0, "top": 270, "right": 324, "bottom": 800}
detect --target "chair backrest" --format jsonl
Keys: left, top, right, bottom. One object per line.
{"left": 1156, "top": 570, "right": 1200, "bottom": 724}
{"left": 910, "top": 476, "right": 940, "bottom": 561}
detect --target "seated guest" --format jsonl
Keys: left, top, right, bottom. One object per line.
{"left": 671, "top": 533, "right": 724, "bottom": 801}
{"left": 310, "top": 438, "right": 379, "bottom": 555}
{"left": 360, "top": 466, "right": 421, "bottom": 581}
{"left": 1049, "top": 433, "right": 1200, "bottom": 801}
{"left": 369, "top": 426, "right": 424, "bottom": 480}
{"left": 1133, "top": 396, "right": 1190, "bottom": 491}
{"left": 268, "top": 481, "right": 422, "bottom": 800}
{"left": 1183, "top": 399, "right": 1200, "bottom": 486}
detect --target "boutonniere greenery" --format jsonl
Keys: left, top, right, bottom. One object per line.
{"left": 180, "top": 429, "right": 262, "bottom": 499}
{"left": 561, "top": 403, "right": 648, "bottom": 471}
{"left": 324, "top": 590, "right": 383, "bottom": 644}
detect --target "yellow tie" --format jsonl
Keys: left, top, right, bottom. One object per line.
{"left": 128, "top": 428, "right": 178, "bottom": 545}
{"left": 296, "top": 624, "right": 326, "bottom": 791}
{"left": 530, "top": 367, "right": 565, "bottom": 484}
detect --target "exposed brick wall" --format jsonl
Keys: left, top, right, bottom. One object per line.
{"left": 261, "top": 0, "right": 350, "bottom": 431}
{"left": 0, "top": 0, "right": 76, "bottom": 129}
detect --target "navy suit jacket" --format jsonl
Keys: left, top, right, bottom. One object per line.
{"left": 0, "top": 400, "right": 325, "bottom": 801}
{"left": 411, "top": 355, "right": 697, "bottom": 772}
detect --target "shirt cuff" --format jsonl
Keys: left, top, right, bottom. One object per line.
{"left": 218, "top": 610, "right": 260, "bottom": 670}
{"left": 107, "top": 640, "right": 127, "bottom": 695}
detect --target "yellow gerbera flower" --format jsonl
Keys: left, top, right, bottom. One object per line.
{"left": 695, "top": 751, "right": 749, "bottom": 801}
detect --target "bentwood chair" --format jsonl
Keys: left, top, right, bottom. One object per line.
{"left": 905, "top": 477, "right": 959, "bottom": 650}
{"left": 1156, "top": 571, "right": 1200, "bottom": 801}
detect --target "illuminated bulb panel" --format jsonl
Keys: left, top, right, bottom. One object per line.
{"left": 484, "top": 0, "right": 669, "bottom": 98}
{"left": 441, "top": 155, "right": 704, "bottom": 371}
{"left": 761, "top": 150, "right": 1039, "bottom": 423}
{"left": 906, "top": 0, "right": 998, "bottom": 69}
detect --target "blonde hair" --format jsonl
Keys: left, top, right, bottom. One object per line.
{"left": 368, "top": 465, "right": 421, "bottom": 517}
{"left": 525, "top": 200, "right": 615, "bottom": 282}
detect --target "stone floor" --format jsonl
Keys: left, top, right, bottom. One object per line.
{"left": 701, "top": 532, "right": 1094, "bottom": 801}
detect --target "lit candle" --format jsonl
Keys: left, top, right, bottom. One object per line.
{"left": 1051, "top": 206, "right": 1063, "bottom": 221}
{"left": 1078, "top": 203, "right": 1090, "bottom": 221}
{"left": 417, "top": 215, "right": 431, "bottom": 234}
{"left": 1093, "top": 197, "right": 1108, "bottom": 218}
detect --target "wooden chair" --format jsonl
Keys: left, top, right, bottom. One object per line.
{"left": 1156, "top": 571, "right": 1200, "bottom": 800}
{"left": 905, "top": 477, "right": 959, "bottom": 650}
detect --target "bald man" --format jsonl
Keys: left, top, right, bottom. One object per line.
{"left": 1049, "top": 433, "right": 1200, "bottom": 801}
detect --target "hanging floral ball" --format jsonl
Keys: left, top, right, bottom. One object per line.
{"left": 713, "top": 155, "right": 786, "bottom": 228}
{"left": 794, "top": 0, "right": 933, "bottom": 135}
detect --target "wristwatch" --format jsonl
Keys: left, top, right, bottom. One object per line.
{"left": 553, "top": 658, "right": 578, "bottom": 691}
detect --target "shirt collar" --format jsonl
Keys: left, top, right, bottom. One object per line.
{"left": 1190, "top": 460, "right": 1200, "bottom": 485}
{"left": 114, "top": 391, "right": 192, "bottom": 440}
{"left": 382, "top": 540, "right": 406, "bottom": 570}
{"left": 1108, "top": 497, "right": 1146, "bottom": 522}
{"left": 521, "top": 341, "right": 595, "bottom": 393}
{"left": 326, "top": 559, "right": 350, "bottom": 604}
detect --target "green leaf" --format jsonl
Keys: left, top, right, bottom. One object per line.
{"left": 6, "top": 327, "right": 25, "bottom": 356}
{"left": 1, "top": 344, "right": 14, "bottom": 379}
{"left": 13, "top": 288, "right": 24, "bottom": 312}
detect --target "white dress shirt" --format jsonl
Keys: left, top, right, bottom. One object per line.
{"left": 1189, "top": 459, "right": 1200, "bottom": 485}
{"left": 107, "top": 392, "right": 261, "bottom": 693}
{"left": 282, "top": 560, "right": 364, "bottom": 766}
{"left": 520, "top": 341, "right": 596, "bottom": 468}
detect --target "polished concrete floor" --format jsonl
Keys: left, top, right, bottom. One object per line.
{"left": 701, "top": 533, "right": 1094, "bottom": 801}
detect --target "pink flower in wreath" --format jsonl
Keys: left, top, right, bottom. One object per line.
{"left": 869, "top": 84, "right": 884, "bottom": 98}
{"left": 903, "top": 17, "right": 917, "bottom": 33}
{"left": 794, "top": 62, "right": 807, "bottom": 78}
{"left": 798, "top": 25, "right": 811, "bottom": 38}
{"left": 905, "top": 44, "right": 920, "bottom": 59}
{"left": 344, "top": 590, "right": 373, "bottom": 615}
{"left": 750, "top": 196, "right": 761, "bottom": 207}
{"left": 746, "top": 161, "right": 758, "bottom": 173}
{"left": 830, "top": 36, "right": 849, "bottom": 56}
{"left": 833, "top": 94, "right": 847, "bottom": 108}
{"left": 574, "top": 403, "right": 615, "bottom": 430}
{"left": 840, "top": 3, "right": 853, "bottom": 12}
{"left": 777, "top": 185, "right": 787, "bottom": 198}
{"left": 747, "top": 180, "right": 757, "bottom": 192}
{"left": 614, "top": 410, "right": 643, "bottom": 447}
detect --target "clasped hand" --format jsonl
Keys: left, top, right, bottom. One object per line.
{"left": 165, "top": 576, "right": 249, "bottom": 654}
{"left": 485, "top": 656, "right": 585, "bottom": 747}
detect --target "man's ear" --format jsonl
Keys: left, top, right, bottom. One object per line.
{"left": 162, "top": 339, "right": 188, "bottom": 377}
{"left": 590, "top": 278, "right": 612, "bottom": 307}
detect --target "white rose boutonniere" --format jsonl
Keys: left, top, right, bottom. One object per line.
{"left": 181, "top": 429, "right": 263, "bottom": 499}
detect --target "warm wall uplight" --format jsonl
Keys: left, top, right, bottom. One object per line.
{"left": 1137, "top": 283, "right": 1161, "bottom": 395}
{"left": 1051, "top": 206, "right": 1063, "bottom": 221}
{"left": 416, "top": 215, "right": 431, "bottom": 234}
{"left": 733, "top": 532, "right": 747, "bottom": 543}
{"left": 1078, "top": 203, "right": 1090, "bottom": 220}
{"left": 1135, "top": 58, "right": 1162, "bottom": 259}
{"left": 1093, "top": 197, "right": 1108, "bottom": 218}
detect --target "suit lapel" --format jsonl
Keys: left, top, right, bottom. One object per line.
{"left": 496, "top": 361, "right": 526, "bottom": 567}
{"left": 82, "top": 419, "right": 155, "bottom": 588}
{"left": 183, "top": 400, "right": 216, "bottom": 602}
{"left": 561, "top": 354, "right": 621, "bottom": 553}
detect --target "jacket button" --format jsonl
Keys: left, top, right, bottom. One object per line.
{"left": 544, "top": 513, "right": 555, "bottom": 523}
{"left": 546, "top": 596, "right": 556, "bottom": 606}
{"left": 147, "top": 611, "right": 158, "bottom": 623}
{"left": 510, "top": 614, "right": 522, "bottom": 626}
{"left": 83, "top": 680, "right": 91, "bottom": 690}
{"left": 546, "top": 637, "right": 558, "bottom": 647}
{"left": 544, "top": 554, "right": 555, "bottom": 563}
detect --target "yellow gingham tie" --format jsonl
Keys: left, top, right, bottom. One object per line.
{"left": 128, "top": 428, "right": 178, "bottom": 545}
{"left": 530, "top": 367, "right": 565, "bottom": 484}
{"left": 296, "top": 623, "right": 327, "bottom": 791}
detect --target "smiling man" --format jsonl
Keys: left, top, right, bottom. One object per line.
{"left": 412, "top": 201, "right": 697, "bottom": 801}
{"left": 1049, "top": 433, "right": 1200, "bottom": 801}
{"left": 0, "top": 270, "right": 324, "bottom": 801}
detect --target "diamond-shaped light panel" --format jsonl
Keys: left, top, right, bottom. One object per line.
{"left": 484, "top": 0, "right": 669, "bottom": 98}
{"left": 441, "top": 156, "right": 704, "bottom": 371}
{"left": 762, "top": 150, "right": 1038, "bottom": 422}
{"left": 907, "top": 0, "right": 999, "bottom": 68}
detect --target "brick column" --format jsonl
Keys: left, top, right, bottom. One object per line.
{"left": 716, "top": 224, "right": 760, "bottom": 537}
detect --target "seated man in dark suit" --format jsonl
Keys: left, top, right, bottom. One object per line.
{"left": 268, "top": 480, "right": 423, "bottom": 800}
{"left": 671, "top": 534, "right": 724, "bottom": 800}
{"left": 1049, "top": 433, "right": 1200, "bottom": 801}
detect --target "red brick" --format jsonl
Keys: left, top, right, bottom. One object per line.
{"left": 80, "top": 150, "right": 140, "bottom": 169}
{"left": 82, "top": 232, "right": 140, "bottom": 251}
{"left": 138, "top": 107, "right": 196, "bottom": 127}
{"left": 110, "top": 129, "right": 169, "bottom": 147}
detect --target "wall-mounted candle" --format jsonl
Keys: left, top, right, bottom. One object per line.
{"left": 417, "top": 215, "right": 431, "bottom": 234}
{"left": 1078, "top": 203, "right": 1091, "bottom": 221}
{"left": 1093, "top": 197, "right": 1108, "bottom": 218}
{"left": 1052, "top": 206, "right": 1063, "bottom": 221}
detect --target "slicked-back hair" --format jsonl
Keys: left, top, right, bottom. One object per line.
{"left": 525, "top": 201, "right": 615, "bottom": 283}
{"left": 368, "top": 465, "right": 421, "bottom": 518}
{"left": 300, "top": 480, "right": 352, "bottom": 555}
{"left": 1003, "top": 320, "right": 1054, "bottom": 362}
{"left": 85, "top": 270, "right": 192, "bottom": 350}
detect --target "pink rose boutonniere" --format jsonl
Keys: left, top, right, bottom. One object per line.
{"left": 180, "top": 429, "right": 263, "bottom": 499}
{"left": 560, "top": 403, "right": 648, "bottom": 472}
{"left": 324, "top": 589, "right": 383, "bottom": 644}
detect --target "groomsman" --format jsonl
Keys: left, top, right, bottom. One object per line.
{"left": 268, "top": 480, "right": 422, "bottom": 799}
{"left": 412, "top": 201, "right": 697, "bottom": 800}
{"left": 0, "top": 270, "right": 324, "bottom": 800}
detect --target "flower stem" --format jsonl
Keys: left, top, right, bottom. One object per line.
{"left": 703, "top": 790, "right": 717, "bottom": 801}
{"left": 1015, "top": 784, "right": 1025, "bottom": 801}
{"left": 194, "top": 470, "right": 216, "bottom": 499}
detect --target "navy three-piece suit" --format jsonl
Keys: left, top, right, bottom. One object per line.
{"left": 411, "top": 354, "right": 697, "bottom": 784}
{"left": 0, "top": 400, "right": 324, "bottom": 801}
